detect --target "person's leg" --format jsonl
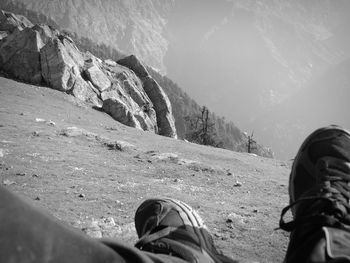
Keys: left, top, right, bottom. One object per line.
{"left": 280, "top": 125, "right": 350, "bottom": 262}
{"left": 0, "top": 185, "right": 185, "bottom": 263}
{"left": 134, "top": 198, "right": 237, "bottom": 263}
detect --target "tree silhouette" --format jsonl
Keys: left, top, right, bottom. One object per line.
{"left": 247, "top": 131, "right": 256, "bottom": 153}
{"left": 185, "top": 106, "right": 222, "bottom": 147}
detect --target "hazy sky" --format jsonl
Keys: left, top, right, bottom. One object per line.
{"left": 161, "top": 0, "right": 350, "bottom": 158}
{"left": 164, "top": 0, "right": 350, "bottom": 126}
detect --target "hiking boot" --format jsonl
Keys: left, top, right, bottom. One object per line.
{"left": 280, "top": 125, "right": 350, "bottom": 262}
{"left": 134, "top": 198, "right": 236, "bottom": 263}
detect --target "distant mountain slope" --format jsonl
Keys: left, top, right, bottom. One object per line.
{"left": 164, "top": 0, "right": 350, "bottom": 126}
{"left": 252, "top": 59, "right": 350, "bottom": 159}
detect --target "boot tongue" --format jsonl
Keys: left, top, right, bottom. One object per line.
{"left": 159, "top": 210, "right": 184, "bottom": 228}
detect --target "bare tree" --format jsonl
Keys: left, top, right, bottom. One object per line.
{"left": 185, "top": 106, "right": 222, "bottom": 147}
{"left": 247, "top": 131, "right": 256, "bottom": 153}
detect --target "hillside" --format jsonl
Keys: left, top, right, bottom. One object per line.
{"left": 0, "top": 76, "right": 289, "bottom": 262}
{"left": 0, "top": 8, "right": 273, "bottom": 157}
{"left": 1, "top": 0, "right": 350, "bottom": 159}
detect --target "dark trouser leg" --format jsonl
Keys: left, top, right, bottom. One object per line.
{"left": 284, "top": 224, "right": 350, "bottom": 263}
{"left": 0, "top": 186, "right": 186, "bottom": 263}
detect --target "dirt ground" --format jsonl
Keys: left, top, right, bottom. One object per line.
{"left": 0, "top": 77, "right": 291, "bottom": 262}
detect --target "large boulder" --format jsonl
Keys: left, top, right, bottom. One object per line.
{"left": 84, "top": 64, "right": 111, "bottom": 92}
{"left": 118, "top": 55, "right": 177, "bottom": 138}
{"left": 101, "top": 82, "right": 157, "bottom": 132}
{"left": 59, "top": 35, "right": 84, "bottom": 67}
{"left": 70, "top": 76, "right": 102, "bottom": 107}
{"left": 117, "top": 55, "right": 149, "bottom": 78}
{"left": 0, "top": 27, "right": 43, "bottom": 83}
{"left": 0, "top": 10, "right": 33, "bottom": 32}
{"left": 32, "top": 24, "right": 59, "bottom": 44}
{"left": 142, "top": 76, "right": 177, "bottom": 138}
{"left": 40, "top": 37, "right": 83, "bottom": 91}
{"left": 107, "top": 63, "right": 151, "bottom": 107}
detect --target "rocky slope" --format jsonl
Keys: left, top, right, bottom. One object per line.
{"left": 0, "top": 10, "right": 177, "bottom": 138}
{"left": 0, "top": 0, "right": 172, "bottom": 73}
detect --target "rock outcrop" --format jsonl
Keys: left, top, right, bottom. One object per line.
{"left": 41, "top": 38, "right": 80, "bottom": 91}
{"left": 0, "top": 0, "right": 173, "bottom": 73}
{"left": 99, "top": 62, "right": 158, "bottom": 132}
{"left": 0, "top": 26, "right": 42, "bottom": 83}
{"left": 0, "top": 10, "right": 33, "bottom": 32}
{"left": 0, "top": 10, "right": 177, "bottom": 138}
{"left": 84, "top": 64, "right": 111, "bottom": 92}
{"left": 118, "top": 55, "right": 177, "bottom": 138}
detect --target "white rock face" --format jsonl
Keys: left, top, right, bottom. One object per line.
{"left": 118, "top": 55, "right": 177, "bottom": 138}
{"left": 40, "top": 38, "right": 82, "bottom": 91}
{"left": 70, "top": 75, "right": 102, "bottom": 107}
{"left": 85, "top": 65, "right": 111, "bottom": 92}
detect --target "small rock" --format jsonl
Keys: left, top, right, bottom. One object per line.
{"left": 20, "top": 113, "right": 24, "bottom": 116}
{"left": 35, "top": 118, "right": 46, "bottom": 122}
{"left": 16, "top": 172, "right": 26, "bottom": 176}
{"left": 48, "top": 120, "right": 56, "bottom": 126}
{"left": 104, "top": 140, "right": 135, "bottom": 152}
{"left": 147, "top": 160, "right": 152, "bottom": 163}
{"left": 82, "top": 220, "right": 103, "bottom": 238}
{"left": 104, "top": 59, "right": 117, "bottom": 66}
{"left": 227, "top": 172, "right": 233, "bottom": 176}
{"left": 226, "top": 218, "right": 233, "bottom": 223}
{"left": 78, "top": 193, "right": 85, "bottom": 198}
{"left": 32, "top": 131, "right": 40, "bottom": 137}
{"left": 233, "top": 181, "right": 242, "bottom": 187}
{"left": 32, "top": 174, "right": 39, "bottom": 178}
{"left": 253, "top": 209, "right": 258, "bottom": 213}
{"left": 3, "top": 179, "right": 16, "bottom": 185}
{"left": 174, "top": 178, "right": 179, "bottom": 182}
{"left": 34, "top": 196, "right": 40, "bottom": 200}
{"left": 101, "top": 217, "right": 116, "bottom": 227}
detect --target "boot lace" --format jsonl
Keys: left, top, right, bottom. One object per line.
{"left": 280, "top": 156, "right": 350, "bottom": 231}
